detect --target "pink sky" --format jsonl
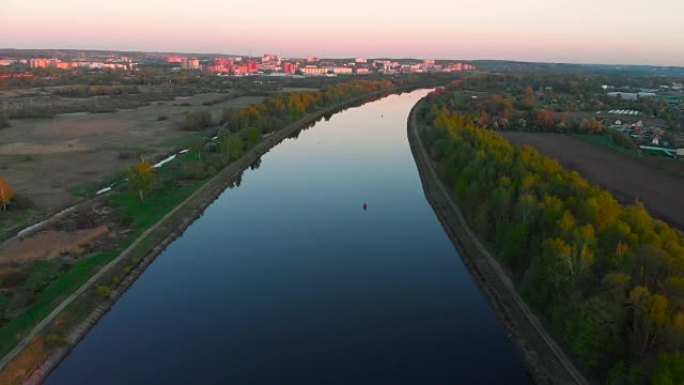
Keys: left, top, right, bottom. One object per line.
{"left": 2, "top": 0, "right": 683, "bottom": 66}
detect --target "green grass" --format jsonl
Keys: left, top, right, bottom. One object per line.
{"left": 21, "top": 261, "right": 61, "bottom": 295}
{"left": 110, "top": 179, "right": 202, "bottom": 231}
{"left": 0, "top": 251, "right": 118, "bottom": 357}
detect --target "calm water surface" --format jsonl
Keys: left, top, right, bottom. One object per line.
{"left": 46, "top": 90, "right": 528, "bottom": 384}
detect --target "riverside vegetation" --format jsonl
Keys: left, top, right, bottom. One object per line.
{"left": 417, "top": 87, "right": 684, "bottom": 384}
{"left": 0, "top": 77, "right": 434, "bottom": 384}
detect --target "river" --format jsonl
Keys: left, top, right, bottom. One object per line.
{"left": 45, "top": 90, "right": 528, "bottom": 384}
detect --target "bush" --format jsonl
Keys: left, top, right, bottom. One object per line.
{"left": 203, "top": 141, "right": 218, "bottom": 153}
{"left": 611, "top": 130, "right": 637, "bottom": 150}
{"left": 46, "top": 333, "right": 69, "bottom": 346}
{"left": 182, "top": 161, "right": 208, "bottom": 180}
{"left": 96, "top": 285, "right": 111, "bottom": 298}
{"left": 181, "top": 110, "right": 213, "bottom": 131}
{"left": 241, "top": 127, "right": 262, "bottom": 149}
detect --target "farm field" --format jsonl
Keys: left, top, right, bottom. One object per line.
{"left": 502, "top": 131, "right": 684, "bottom": 230}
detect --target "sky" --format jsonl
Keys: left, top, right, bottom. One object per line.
{"left": 2, "top": 0, "right": 683, "bottom": 66}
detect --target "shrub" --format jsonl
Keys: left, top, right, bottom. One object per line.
{"left": 611, "top": 130, "right": 637, "bottom": 150}
{"left": 203, "top": 141, "right": 218, "bottom": 153}
{"left": 46, "top": 333, "right": 68, "bottom": 346}
{"left": 181, "top": 110, "right": 213, "bottom": 131}
{"left": 96, "top": 285, "right": 111, "bottom": 298}
{"left": 182, "top": 161, "right": 208, "bottom": 180}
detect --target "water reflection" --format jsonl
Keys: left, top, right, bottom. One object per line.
{"left": 46, "top": 90, "right": 528, "bottom": 385}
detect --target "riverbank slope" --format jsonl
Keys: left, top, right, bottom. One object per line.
{"left": 407, "top": 100, "right": 589, "bottom": 385}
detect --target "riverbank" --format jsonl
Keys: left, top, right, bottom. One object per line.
{"left": 407, "top": 100, "right": 589, "bottom": 385}
{"left": 1, "top": 86, "right": 422, "bottom": 385}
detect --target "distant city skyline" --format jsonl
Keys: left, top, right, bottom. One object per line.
{"left": 3, "top": 0, "right": 684, "bottom": 66}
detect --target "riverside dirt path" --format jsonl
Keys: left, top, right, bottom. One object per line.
{"left": 0, "top": 86, "right": 425, "bottom": 385}
{"left": 407, "top": 101, "right": 590, "bottom": 385}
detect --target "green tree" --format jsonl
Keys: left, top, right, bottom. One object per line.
{"left": 220, "top": 134, "right": 244, "bottom": 161}
{"left": 652, "top": 354, "right": 684, "bottom": 385}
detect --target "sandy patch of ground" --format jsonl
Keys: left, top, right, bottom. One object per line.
{"left": 0, "top": 225, "right": 109, "bottom": 264}
{"left": 502, "top": 131, "right": 684, "bottom": 229}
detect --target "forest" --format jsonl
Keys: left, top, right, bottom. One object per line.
{"left": 418, "top": 88, "right": 684, "bottom": 385}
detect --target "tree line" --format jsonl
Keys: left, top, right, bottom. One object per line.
{"left": 137, "top": 79, "right": 399, "bottom": 201}
{"left": 54, "top": 85, "right": 140, "bottom": 97}
{"left": 419, "top": 89, "right": 684, "bottom": 384}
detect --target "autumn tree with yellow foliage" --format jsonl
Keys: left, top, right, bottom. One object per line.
{"left": 127, "top": 161, "right": 154, "bottom": 203}
{"left": 419, "top": 90, "right": 684, "bottom": 384}
{"left": 0, "top": 175, "right": 13, "bottom": 211}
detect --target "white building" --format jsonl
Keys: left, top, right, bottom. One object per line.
{"left": 332, "top": 67, "right": 352, "bottom": 75}
{"left": 300, "top": 66, "right": 327, "bottom": 76}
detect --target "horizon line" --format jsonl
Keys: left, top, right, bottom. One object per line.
{"left": 2, "top": 47, "right": 684, "bottom": 70}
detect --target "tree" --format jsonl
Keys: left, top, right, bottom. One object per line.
{"left": 564, "top": 296, "right": 620, "bottom": 370}
{"left": 242, "top": 127, "right": 261, "bottom": 149}
{"left": 536, "top": 109, "right": 556, "bottom": 129}
{"left": 220, "top": 134, "right": 243, "bottom": 161}
{"left": 652, "top": 354, "right": 684, "bottom": 385}
{"left": 0, "top": 175, "right": 13, "bottom": 211}
{"left": 127, "top": 160, "right": 154, "bottom": 203}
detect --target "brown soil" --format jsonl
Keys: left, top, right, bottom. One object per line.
{"left": 0, "top": 225, "right": 109, "bottom": 264}
{"left": 0, "top": 337, "right": 47, "bottom": 385}
{"left": 502, "top": 132, "right": 684, "bottom": 230}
